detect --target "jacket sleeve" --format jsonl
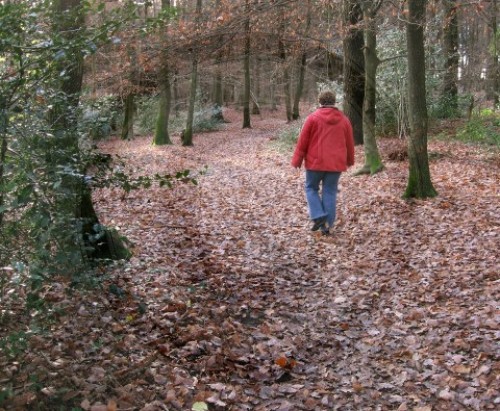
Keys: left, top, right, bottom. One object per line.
{"left": 345, "top": 118, "right": 355, "bottom": 167}
{"left": 291, "top": 117, "right": 313, "bottom": 168}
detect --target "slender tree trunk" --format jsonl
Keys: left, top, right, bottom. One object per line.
{"left": 173, "top": 67, "right": 180, "bottom": 116}
{"left": 292, "top": 0, "right": 312, "bottom": 120}
{"left": 292, "top": 52, "right": 307, "bottom": 120}
{"left": 154, "top": 63, "right": 172, "bottom": 145}
{"left": 121, "top": 93, "right": 135, "bottom": 140}
{"left": 183, "top": 57, "right": 198, "bottom": 146}
{"left": 154, "top": 0, "right": 173, "bottom": 145}
{"left": 355, "top": 1, "right": 383, "bottom": 175}
{"left": 212, "top": 0, "right": 225, "bottom": 122}
{"left": 121, "top": 1, "right": 138, "bottom": 141}
{"left": 183, "top": 0, "right": 202, "bottom": 146}
{"left": 270, "top": 77, "right": 277, "bottom": 111}
{"left": 213, "top": 59, "right": 224, "bottom": 121}
{"left": 441, "top": 0, "right": 459, "bottom": 114}
{"left": 404, "top": 0, "right": 437, "bottom": 199}
{"left": 252, "top": 56, "right": 261, "bottom": 115}
{"left": 0, "top": 97, "right": 8, "bottom": 228}
{"left": 279, "top": 40, "right": 292, "bottom": 121}
{"left": 242, "top": 0, "right": 251, "bottom": 128}
{"left": 342, "top": 0, "right": 365, "bottom": 145}
{"left": 489, "top": 0, "right": 499, "bottom": 107}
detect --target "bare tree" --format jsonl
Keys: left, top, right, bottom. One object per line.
{"left": 343, "top": 0, "right": 365, "bottom": 145}
{"left": 154, "top": 0, "right": 174, "bottom": 145}
{"left": 404, "top": 0, "right": 437, "bottom": 198}
{"left": 355, "top": 0, "right": 384, "bottom": 175}
{"left": 243, "top": 0, "right": 251, "bottom": 128}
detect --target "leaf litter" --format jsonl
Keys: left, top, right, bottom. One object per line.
{"left": 0, "top": 109, "right": 498, "bottom": 410}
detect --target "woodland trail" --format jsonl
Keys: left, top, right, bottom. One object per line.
{"left": 91, "top": 110, "right": 499, "bottom": 410}
{"left": 5, "top": 110, "right": 496, "bottom": 411}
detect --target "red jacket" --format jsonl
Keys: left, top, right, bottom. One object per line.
{"left": 291, "top": 107, "right": 355, "bottom": 171}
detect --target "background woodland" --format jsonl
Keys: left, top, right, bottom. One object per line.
{"left": 0, "top": 0, "right": 499, "bottom": 410}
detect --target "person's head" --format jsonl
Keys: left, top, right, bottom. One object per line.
{"left": 318, "top": 90, "right": 336, "bottom": 106}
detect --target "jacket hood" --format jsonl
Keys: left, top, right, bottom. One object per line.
{"left": 313, "top": 107, "right": 344, "bottom": 125}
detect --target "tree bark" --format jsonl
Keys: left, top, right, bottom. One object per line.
{"left": 292, "top": 0, "right": 312, "bottom": 120}
{"left": 488, "top": 0, "right": 498, "bottom": 106}
{"left": 355, "top": 0, "right": 384, "bottom": 175}
{"left": 154, "top": 63, "right": 172, "bottom": 145}
{"left": 242, "top": 0, "right": 252, "bottom": 128}
{"left": 183, "top": 57, "right": 198, "bottom": 146}
{"left": 342, "top": 0, "right": 365, "bottom": 145}
{"left": 52, "top": 0, "right": 129, "bottom": 261}
{"left": 0, "top": 97, "right": 8, "bottom": 228}
{"left": 212, "top": 0, "right": 225, "bottom": 122}
{"left": 292, "top": 52, "right": 307, "bottom": 120}
{"left": 183, "top": 0, "right": 202, "bottom": 146}
{"left": 121, "top": 93, "right": 135, "bottom": 140}
{"left": 154, "top": 0, "right": 173, "bottom": 145}
{"left": 404, "top": 0, "right": 437, "bottom": 199}
{"left": 252, "top": 56, "right": 261, "bottom": 115}
{"left": 441, "top": 0, "right": 459, "bottom": 114}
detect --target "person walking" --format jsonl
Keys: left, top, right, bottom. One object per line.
{"left": 291, "top": 90, "right": 355, "bottom": 236}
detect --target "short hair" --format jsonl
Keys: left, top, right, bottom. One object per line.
{"left": 318, "top": 90, "right": 336, "bottom": 106}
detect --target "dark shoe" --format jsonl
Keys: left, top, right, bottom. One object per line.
{"left": 311, "top": 216, "right": 327, "bottom": 231}
{"left": 321, "top": 228, "right": 331, "bottom": 236}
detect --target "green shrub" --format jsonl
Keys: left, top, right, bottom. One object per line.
{"left": 136, "top": 95, "right": 159, "bottom": 135}
{"left": 271, "top": 121, "right": 303, "bottom": 151}
{"left": 456, "top": 112, "right": 500, "bottom": 146}
{"left": 193, "top": 107, "right": 223, "bottom": 133}
{"left": 79, "top": 96, "right": 121, "bottom": 140}
{"left": 136, "top": 94, "right": 223, "bottom": 137}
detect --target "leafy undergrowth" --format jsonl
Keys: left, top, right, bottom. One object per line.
{"left": 1, "top": 109, "right": 499, "bottom": 411}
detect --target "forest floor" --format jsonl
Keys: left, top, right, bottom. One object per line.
{"left": 1, "top": 109, "right": 499, "bottom": 411}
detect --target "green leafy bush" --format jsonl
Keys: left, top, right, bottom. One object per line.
{"left": 272, "top": 121, "right": 303, "bottom": 151}
{"left": 193, "top": 107, "right": 224, "bottom": 133}
{"left": 79, "top": 97, "right": 122, "bottom": 140}
{"left": 136, "top": 95, "right": 159, "bottom": 135}
{"left": 136, "top": 93, "right": 223, "bottom": 137}
{"left": 456, "top": 112, "right": 500, "bottom": 146}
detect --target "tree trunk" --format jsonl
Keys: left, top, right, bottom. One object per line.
{"left": 154, "top": 64, "right": 172, "bottom": 145}
{"left": 342, "top": 0, "right": 365, "bottom": 145}
{"left": 173, "top": 66, "right": 180, "bottom": 116}
{"left": 0, "top": 97, "right": 8, "bottom": 228}
{"left": 213, "top": 59, "right": 224, "bottom": 121}
{"left": 441, "top": 0, "right": 459, "bottom": 115}
{"left": 270, "top": 77, "right": 277, "bottom": 111}
{"left": 53, "top": 0, "right": 129, "bottom": 261}
{"left": 355, "top": 1, "right": 383, "bottom": 176}
{"left": 121, "top": 93, "right": 135, "bottom": 140}
{"left": 404, "top": 0, "right": 437, "bottom": 199}
{"left": 278, "top": 44, "right": 292, "bottom": 122}
{"left": 292, "top": 52, "right": 307, "bottom": 120}
{"left": 183, "top": 0, "right": 202, "bottom": 146}
{"left": 212, "top": 0, "right": 225, "bottom": 122}
{"left": 292, "top": 0, "right": 311, "bottom": 120}
{"left": 252, "top": 56, "right": 261, "bottom": 115}
{"left": 183, "top": 57, "right": 198, "bottom": 146}
{"left": 488, "top": 0, "right": 499, "bottom": 106}
{"left": 121, "top": 5, "right": 138, "bottom": 141}
{"left": 283, "top": 63, "right": 292, "bottom": 121}
{"left": 242, "top": 0, "right": 251, "bottom": 128}
{"left": 154, "top": 0, "right": 173, "bottom": 145}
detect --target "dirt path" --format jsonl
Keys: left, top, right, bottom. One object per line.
{"left": 3, "top": 110, "right": 494, "bottom": 411}
{"left": 87, "top": 111, "right": 499, "bottom": 411}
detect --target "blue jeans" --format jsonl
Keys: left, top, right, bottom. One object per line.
{"left": 305, "top": 170, "right": 341, "bottom": 228}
